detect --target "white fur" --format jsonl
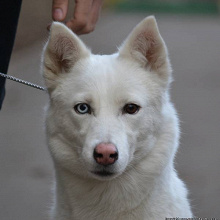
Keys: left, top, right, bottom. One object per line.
{"left": 42, "top": 16, "right": 192, "bottom": 220}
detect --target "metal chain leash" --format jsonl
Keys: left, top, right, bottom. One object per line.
{"left": 0, "top": 72, "right": 46, "bottom": 91}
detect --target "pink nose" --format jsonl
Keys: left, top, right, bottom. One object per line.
{"left": 93, "top": 143, "right": 118, "bottom": 166}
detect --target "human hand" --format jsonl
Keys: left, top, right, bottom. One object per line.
{"left": 51, "top": 0, "right": 103, "bottom": 35}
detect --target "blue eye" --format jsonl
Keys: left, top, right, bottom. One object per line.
{"left": 74, "top": 103, "right": 91, "bottom": 114}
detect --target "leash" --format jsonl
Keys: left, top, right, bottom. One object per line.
{"left": 0, "top": 72, "right": 46, "bottom": 91}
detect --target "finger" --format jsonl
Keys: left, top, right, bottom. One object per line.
{"left": 88, "top": 0, "right": 103, "bottom": 29}
{"left": 66, "top": 0, "right": 93, "bottom": 34}
{"left": 52, "top": 0, "right": 69, "bottom": 21}
{"left": 47, "top": 23, "right": 52, "bottom": 31}
{"left": 75, "top": 0, "right": 103, "bottom": 35}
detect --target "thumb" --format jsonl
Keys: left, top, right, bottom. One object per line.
{"left": 52, "top": 0, "right": 69, "bottom": 21}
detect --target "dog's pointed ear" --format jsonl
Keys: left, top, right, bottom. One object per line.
{"left": 119, "top": 16, "right": 171, "bottom": 79}
{"left": 43, "top": 22, "right": 90, "bottom": 91}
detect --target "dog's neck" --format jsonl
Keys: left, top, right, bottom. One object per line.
{"left": 53, "top": 164, "right": 173, "bottom": 220}
{"left": 52, "top": 117, "right": 178, "bottom": 220}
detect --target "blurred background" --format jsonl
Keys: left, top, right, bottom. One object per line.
{"left": 0, "top": 0, "right": 220, "bottom": 219}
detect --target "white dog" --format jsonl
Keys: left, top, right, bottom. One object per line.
{"left": 42, "top": 16, "right": 192, "bottom": 220}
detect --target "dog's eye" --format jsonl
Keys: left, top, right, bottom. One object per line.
{"left": 74, "top": 103, "right": 91, "bottom": 114}
{"left": 123, "top": 104, "right": 140, "bottom": 115}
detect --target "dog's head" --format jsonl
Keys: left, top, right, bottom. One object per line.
{"left": 43, "top": 16, "right": 172, "bottom": 180}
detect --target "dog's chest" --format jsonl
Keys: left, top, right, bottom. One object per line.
{"left": 60, "top": 175, "right": 152, "bottom": 220}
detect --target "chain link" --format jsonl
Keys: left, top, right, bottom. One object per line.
{"left": 0, "top": 72, "right": 46, "bottom": 91}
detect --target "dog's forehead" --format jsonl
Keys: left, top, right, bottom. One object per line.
{"left": 58, "top": 54, "right": 155, "bottom": 105}
{"left": 70, "top": 54, "right": 148, "bottom": 92}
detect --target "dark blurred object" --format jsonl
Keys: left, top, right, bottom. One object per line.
{"left": 0, "top": 0, "right": 22, "bottom": 109}
{"left": 105, "top": 0, "right": 219, "bottom": 14}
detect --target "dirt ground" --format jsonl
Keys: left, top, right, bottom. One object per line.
{"left": 0, "top": 1, "right": 220, "bottom": 219}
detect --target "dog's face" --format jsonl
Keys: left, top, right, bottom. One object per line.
{"left": 43, "top": 16, "right": 172, "bottom": 180}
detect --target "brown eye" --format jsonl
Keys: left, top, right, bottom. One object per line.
{"left": 123, "top": 104, "right": 140, "bottom": 115}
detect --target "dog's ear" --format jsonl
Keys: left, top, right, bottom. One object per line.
{"left": 119, "top": 16, "right": 171, "bottom": 80}
{"left": 43, "top": 22, "right": 90, "bottom": 91}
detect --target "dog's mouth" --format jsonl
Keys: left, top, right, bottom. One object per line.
{"left": 92, "top": 170, "right": 114, "bottom": 177}
{"left": 90, "top": 168, "right": 119, "bottom": 180}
